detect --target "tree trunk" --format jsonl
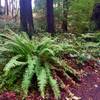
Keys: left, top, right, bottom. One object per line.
{"left": 12, "top": 0, "right": 14, "bottom": 17}
{"left": 0, "top": 0, "right": 1, "bottom": 7}
{"left": 46, "top": 0, "right": 55, "bottom": 34}
{"left": 5, "top": 0, "right": 9, "bottom": 15}
{"left": 62, "top": 0, "right": 68, "bottom": 32}
{"left": 20, "top": 0, "right": 34, "bottom": 39}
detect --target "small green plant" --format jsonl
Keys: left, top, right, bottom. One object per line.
{"left": 81, "top": 33, "right": 100, "bottom": 57}
{"left": 0, "top": 30, "right": 77, "bottom": 99}
{"left": 71, "top": 32, "right": 100, "bottom": 63}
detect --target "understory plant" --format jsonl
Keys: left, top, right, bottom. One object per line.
{"left": 81, "top": 32, "right": 100, "bottom": 57}
{"left": 0, "top": 30, "right": 78, "bottom": 99}
{"left": 64, "top": 32, "right": 100, "bottom": 64}
{"left": 68, "top": 0, "right": 95, "bottom": 33}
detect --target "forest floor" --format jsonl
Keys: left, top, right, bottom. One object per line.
{"left": 69, "top": 60, "right": 100, "bottom": 100}
{"left": 63, "top": 55, "right": 100, "bottom": 100}
{"left": 0, "top": 55, "right": 100, "bottom": 100}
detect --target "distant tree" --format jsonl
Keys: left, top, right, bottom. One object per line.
{"left": 0, "top": 0, "right": 5, "bottom": 16}
{"left": 5, "top": 0, "right": 9, "bottom": 15}
{"left": 11, "top": 0, "right": 14, "bottom": 17}
{"left": 34, "top": 0, "right": 45, "bottom": 11}
{"left": 91, "top": 3, "right": 100, "bottom": 30}
{"left": 0, "top": 0, "right": 1, "bottom": 7}
{"left": 46, "top": 0, "right": 55, "bottom": 34}
{"left": 34, "top": 0, "right": 47, "bottom": 31}
{"left": 62, "top": 0, "right": 68, "bottom": 32}
{"left": 20, "top": 0, "right": 34, "bottom": 39}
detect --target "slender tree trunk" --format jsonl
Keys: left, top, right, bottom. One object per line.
{"left": 5, "top": 0, "right": 9, "bottom": 15}
{"left": 0, "top": 0, "right": 1, "bottom": 7}
{"left": 46, "top": 0, "right": 55, "bottom": 34}
{"left": 20, "top": 0, "right": 27, "bottom": 32}
{"left": 20, "top": 0, "right": 34, "bottom": 39}
{"left": 14, "top": 0, "right": 18, "bottom": 22}
{"left": 26, "top": 0, "right": 34, "bottom": 34}
{"left": 91, "top": 3, "right": 100, "bottom": 30}
{"left": 8, "top": 0, "right": 12, "bottom": 16}
{"left": 62, "top": 0, "right": 68, "bottom": 32}
{"left": 12, "top": 0, "right": 14, "bottom": 17}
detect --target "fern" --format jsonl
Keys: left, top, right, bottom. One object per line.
{"left": 22, "top": 55, "right": 35, "bottom": 96}
{"left": 4, "top": 55, "right": 26, "bottom": 74}
{"left": 0, "top": 30, "right": 78, "bottom": 99}
{"left": 45, "top": 63, "right": 60, "bottom": 100}
{"left": 37, "top": 67, "right": 47, "bottom": 98}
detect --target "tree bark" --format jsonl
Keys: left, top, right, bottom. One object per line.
{"left": 91, "top": 3, "right": 100, "bottom": 30}
{"left": 5, "top": 0, "right": 9, "bottom": 15}
{"left": 62, "top": 0, "right": 68, "bottom": 32}
{"left": 46, "top": 0, "right": 55, "bottom": 34}
{"left": 0, "top": 0, "right": 1, "bottom": 7}
{"left": 20, "top": 0, "right": 34, "bottom": 39}
{"left": 12, "top": 0, "right": 14, "bottom": 17}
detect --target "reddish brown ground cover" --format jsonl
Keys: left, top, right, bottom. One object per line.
{"left": 69, "top": 66, "right": 100, "bottom": 100}
{"left": 0, "top": 56, "right": 100, "bottom": 100}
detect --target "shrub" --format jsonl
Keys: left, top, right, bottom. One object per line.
{"left": 0, "top": 30, "right": 77, "bottom": 99}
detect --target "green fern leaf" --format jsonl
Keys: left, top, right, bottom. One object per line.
{"left": 49, "top": 76, "right": 60, "bottom": 100}
{"left": 4, "top": 55, "right": 26, "bottom": 75}
{"left": 45, "top": 63, "right": 60, "bottom": 100}
{"left": 22, "top": 55, "right": 35, "bottom": 96}
{"left": 37, "top": 67, "right": 47, "bottom": 98}
{"left": 39, "top": 48, "right": 55, "bottom": 57}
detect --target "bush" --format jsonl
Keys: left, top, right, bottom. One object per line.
{"left": 0, "top": 30, "right": 78, "bottom": 99}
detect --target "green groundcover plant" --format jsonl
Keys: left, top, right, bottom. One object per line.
{"left": 0, "top": 30, "right": 78, "bottom": 99}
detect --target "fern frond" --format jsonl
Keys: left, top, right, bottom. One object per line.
{"left": 49, "top": 76, "right": 60, "bottom": 100}
{"left": 36, "top": 37, "right": 54, "bottom": 51}
{"left": 37, "top": 67, "right": 47, "bottom": 98}
{"left": 45, "top": 63, "right": 60, "bottom": 100}
{"left": 4, "top": 55, "right": 26, "bottom": 75}
{"left": 15, "top": 36, "right": 33, "bottom": 54}
{"left": 39, "top": 48, "right": 55, "bottom": 57}
{"left": 22, "top": 55, "right": 35, "bottom": 96}
{"left": 0, "top": 34, "right": 14, "bottom": 41}
{"left": 5, "top": 41, "right": 27, "bottom": 55}
{"left": 0, "top": 46, "right": 13, "bottom": 53}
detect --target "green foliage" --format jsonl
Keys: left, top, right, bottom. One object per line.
{"left": 81, "top": 32, "right": 100, "bottom": 57}
{"left": 68, "top": 0, "right": 95, "bottom": 33}
{"left": 34, "top": 0, "right": 46, "bottom": 32}
{"left": 37, "top": 66, "right": 47, "bottom": 98}
{"left": 34, "top": 0, "right": 46, "bottom": 11}
{"left": 22, "top": 55, "right": 35, "bottom": 96}
{"left": 81, "top": 32, "right": 100, "bottom": 42}
{"left": 0, "top": 30, "right": 78, "bottom": 99}
{"left": 68, "top": 32, "right": 100, "bottom": 64}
